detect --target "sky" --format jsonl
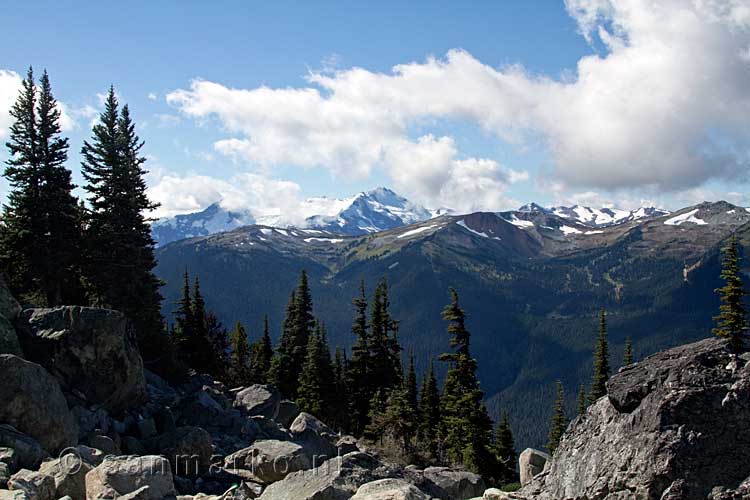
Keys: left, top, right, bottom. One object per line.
{"left": 1, "top": 0, "right": 750, "bottom": 219}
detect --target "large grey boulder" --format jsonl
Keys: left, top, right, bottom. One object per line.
{"left": 0, "top": 355, "right": 78, "bottom": 453}
{"left": 224, "top": 440, "right": 311, "bottom": 484}
{"left": 290, "top": 412, "right": 337, "bottom": 461}
{"left": 146, "top": 426, "right": 213, "bottom": 476}
{"left": 7, "top": 469, "right": 55, "bottom": 500}
{"left": 84, "top": 455, "right": 176, "bottom": 500}
{"left": 421, "top": 467, "right": 485, "bottom": 500}
{"left": 0, "top": 427, "right": 48, "bottom": 471}
{"left": 0, "top": 315, "right": 22, "bottom": 356}
{"left": 38, "top": 453, "right": 93, "bottom": 500}
{"left": 351, "top": 478, "right": 431, "bottom": 499}
{"left": 517, "top": 449, "right": 549, "bottom": 486}
{"left": 233, "top": 385, "right": 281, "bottom": 419}
{"left": 259, "top": 452, "right": 401, "bottom": 500}
{"left": 18, "top": 306, "right": 147, "bottom": 414}
{"left": 519, "top": 338, "right": 750, "bottom": 500}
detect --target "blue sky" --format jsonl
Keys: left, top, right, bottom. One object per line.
{"left": 1, "top": 1, "right": 749, "bottom": 218}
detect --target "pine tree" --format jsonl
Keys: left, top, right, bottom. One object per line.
{"left": 269, "top": 290, "right": 297, "bottom": 396}
{"left": 249, "top": 315, "right": 273, "bottom": 384}
{"left": 713, "top": 234, "right": 749, "bottom": 352}
{"left": 188, "top": 277, "right": 213, "bottom": 373}
{"left": 589, "top": 308, "right": 610, "bottom": 403}
{"left": 405, "top": 354, "right": 419, "bottom": 419}
{"left": 494, "top": 411, "right": 518, "bottom": 485}
{"left": 81, "top": 88, "right": 163, "bottom": 353}
{"left": 623, "top": 337, "right": 634, "bottom": 366}
{"left": 547, "top": 381, "right": 568, "bottom": 455}
{"left": 332, "top": 346, "right": 351, "bottom": 432}
{"left": 205, "top": 311, "right": 230, "bottom": 382}
{"left": 1, "top": 68, "right": 83, "bottom": 305}
{"left": 173, "top": 271, "right": 194, "bottom": 347}
{"left": 577, "top": 384, "right": 587, "bottom": 416}
{"left": 347, "top": 280, "right": 372, "bottom": 435}
{"left": 228, "top": 321, "right": 251, "bottom": 386}
{"left": 295, "top": 321, "right": 336, "bottom": 423}
{"left": 439, "top": 288, "right": 496, "bottom": 478}
{"left": 418, "top": 360, "right": 441, "bottom": 456}
{"left": 369, "top": 278, "right": 402, "bottom": 393}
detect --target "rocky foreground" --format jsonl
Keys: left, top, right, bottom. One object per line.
{"left": 3, "top": 276, "right": 750, "bottom": 500}
{"left": 0, "top": 281, "right": 488, "bottom": 500}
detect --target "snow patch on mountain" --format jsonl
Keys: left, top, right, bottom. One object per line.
{"left": 664, "top": 209, "right": 708, "bottom": 226}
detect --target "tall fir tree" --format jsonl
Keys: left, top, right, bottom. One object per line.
{"left": 547, "top": 381, "right": 568, "bottom": 454}
{"left": 418, "top": 360, "right": 441, "bottom": 457}
{"left": 439, "top": 288, "right": 497, "bottom": 479}
{"left": 589, "top": 308, "right": 610, "bottom": 403}
{"left": 623, "top": 337, "right": 634, "bottom": 366}
{"left": 81, "top": 88, "right": 163, "bottom": 354}
{"left": 332, "top": 346, "right": 351, "bottom": 432}
{"left": 173, "top": 271, "right": 194, "bottom": 346}
{"left": 228, "top": 321, "right": 251, "bottom": 386}
{"left": 493, "top": 411, "right": 518, "bottom": 485}
{"left": 347, "top": 280, "right": 372, "bottom": 435}
{"left": 577, "top": 384, "right": 587, "bottom": 415}
{"left": 249, "top": 315, "right": 273, "bottom": 384}
{"left": 1, "top": 68, "right": 83, "bottom": 305}
{"left": 205, "top": 311, "right": 230, "bottom": 382}
{"left": 405, "top": 354, "right": 419, "bottom": 421}
{"left": 369, "top": 278, "right": 402, "bottom": 393}
{"left": 296, "top": 322, "right": 336, "bottom": 423}
{"left": 188, "top": 277, "right": 214, "bottom": 373}
{"left": 713, "top": 234, "right": 749, "bottom": 352}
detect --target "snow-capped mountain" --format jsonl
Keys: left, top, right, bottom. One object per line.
{"left": 152, "top": 187, "right": 431, "bottom": 246}
{"left": 518, "top": 203, "right": 670, "bottom": 227}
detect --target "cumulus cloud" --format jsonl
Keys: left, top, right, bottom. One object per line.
{"left": 167, "top": 0, "right": 750, "bottom": 210}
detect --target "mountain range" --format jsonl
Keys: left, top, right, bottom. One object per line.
{"left": 153, "top": 193, "right": 747, "bottom": 450}
{"left": 151, "top": 187, "right": 669, "bottom": 246}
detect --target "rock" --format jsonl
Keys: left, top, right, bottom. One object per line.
{"left": 482, "top": 489, "right": 512, "bottom": 499}
{"left": 0, "top": 491, "right": 28, "bottom": 500}
{"left": 517, "top": 449, "right": 549, "bottom": 486}
{"left": 1, "top": 462, "right": 10, "bottom": 488}
{"left": 0, "top": 448, "right": 18, "bottom": 474}
{"left": 0, "top": 428, "right": 46, "bottom": 472}
{"left": 175, "top": 390, "right": 234, "bottom": 429}
{"left": 252, "top": 417, "right": 290, "bottom": 441}
{"left": 351, "top": 478, "right": 431, "bottom": 499}
{"left": 422, "top": 467, "right": 485, "bottom": 500}
{"left": 70, "top": 406, "right": 109, "bottom": 438}
{"left": 225, "top": 440, "right": 311, "bottom": 484}
{"left": 18, "top": 307, "right": 148, "bottom": 415}
{"left": 0, "top": 277, "right": 21, "bottom": 321}
{"left": 290, "top": 413, "right": 337, "bottom": 461}
{"left": 0, "top": 355, "right": 78, "bottom": 453}
{"left": 38, "top": 453, "right": 93, "bottom": 500}
{"left": 146, "top": 427, "right": 212, "bottom": 476}
{"left": 118, "top": 486, "right": 152, "bottom": 499}
{"left": 84, "top": 455, "right": 176, "bottom": 500}
{"left": 122, "top": 436, "right": 148, "bottom": 456}
{"left": 7, "top": 469, "right": 55, "bottom": 500}
{"left": 137, "top": 418, "right": 157, "bottom": 439}
{"left": 336, "top": 435, "right": 359, "bottom": 455}
{"left": 276, "top": 400, "right": 300, "bottom": 429}
{"left": 520, "top": 337, "right": 750, "bottom": 500}
{"left": 259, "top": 452, "right": 401, "bottom": 500}
{"left": 0, "top": 315, "right": 22, "bottom": 356}
{"left": 73, "top": 445, "right": 106, "bottom": 467}
{"left": 234, "top": 385, "right": 281, "bottom": 420}
{"left": 82, "top": 434, "right": 121, "bottom": 457}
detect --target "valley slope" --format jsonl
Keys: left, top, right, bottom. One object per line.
{"left": 155, "top": 200, "right": 750, "bottom": 449}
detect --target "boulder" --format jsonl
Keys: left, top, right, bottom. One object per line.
{"left": 0, "top": 448, "right": 18, "bottom": 474}
{"left": 0, "top": 277, "right": 21, "bottom": 321}
{"left": 0, "top": 428, "right": 47, "bottom": 471}
{"left": 82, "top": 434, "right": 121, "bottom": 457}
{"left": 519, "top": 338, "right": 750, "bottom": 500}
{"left": 336, "top": 435, "right": 359, "bottom": 455}
{"left": 422, "top": 467, "right": 485, "bottom": 500}
{"left": 258, "top": 452, "right": 402, "bottom": 500}
{"left": 482, "top": 489, "right": 512, "bottom": 499}
{"left": 38, "top": 453, "right": 93, "bottom": 500}
{"left": 122, "top": 436, "right": 148, "bottom": 456}
{"left": 0, "top": 315, "right": 22, "bottom": 356}
{"left": 0, "top": 491, "right": 28, "bottom": 500}
{"left": 1, "top": 462, "right": 10, "bottom": 488}
{"left": 84, "top": 455, "right": 176, "bottom": 500}
{"left": 225, "top": 440, "right": 311, "bottom": 484}
{"left": 234, "top": 385, "right": 281, "bottom": 419}
{"left": 18, "top": 306, "right": 147, "bottom": 414}
{"left": 351, "top": 478, "right": 431, "bottom": 499}
{"left": 7, "top": 469, "right": 55, "bottom": 500}
{"left": 70, "top": 406, "right": 109, "bottom": 438}
{"left": 252, "top": 416, "right": 290, "bottom": 441}
{"left": 276, "top": 400, "right": 300, "bottom": 429}
{"left": 146, "top": 427, "right": 213, "bottom": 476}
{"left": 517, "top": 449, "right": 549, "bottom": 486}
{"left": 290, "top": 413, "right": 337, "bottom": 460}
{"left": 0, "top": 355, "right": 78, "bottom": 453}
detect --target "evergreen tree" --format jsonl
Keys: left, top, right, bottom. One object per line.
{"left": 228, "top": 321, "right": 251, "bottom": 386}
{"left": 331, "top": 346, "right": 351, "bottom": 432}
{"left": 405, "top": 354, "right": 419, "bottom": 419}
{"left": 173, "top": 271, "right": 194, "bottom": 346}
{"left": 81, "top": 88, "right": 163, "bottom": 353}
{"left": 547, "top": 381, "right": 568, "bottom": 455}
{"left": 205, "top": 311, "right": 230, "bottom": 382}
{"left": 249, "top": 315, "right": 273, "bottom": 384}
{"left": 347, "top": 280, "right": 372, "bottom": 435}
{"left": 188, "top": 277, "right": 213, "bottom": 373}
{"left": 375, "top": 383, "right": 417, "bottom": 454}
{"left": 270, "top": 290, "right": 298, "bottom": 396}
{"left": 439, "top": 288, "right": 496, "bottom": 478}
{"left": 494, "top": 411, "right": 518, "bottom": 485}
{"left": 418, "top": 360, "right": 441, "bottom": 456}
{"left": 369, "top": 278, "right": 402, "bottom": 393}
{"left": 589, "top": 308, "right": 610, "bottom": 403}
{"left": 577, "top": 384, "right": 587, "bottom": 416}
{"left": 1, "top": 68, "right": 83, "bottom": 305}
{"left": 623, "top": 336, "right": 634, "bottom": 366}
{"left": 296, "top": 325, "right": 326, "bottom": 417}
{"left": 713, "top": 234, "right": 749, "bottom": 352}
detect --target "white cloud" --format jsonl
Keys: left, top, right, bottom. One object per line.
{"left": 167, "top": 0, "right": 750, "bottom": 210}
{"left": 0, "top": 70, "right": 22, "bottom": 138}
{"left": 148, "top": 92, "right": 158, "bottom": 101}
